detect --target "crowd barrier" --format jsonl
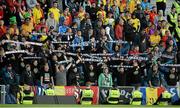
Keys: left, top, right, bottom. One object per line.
{"left": 0, "top": 85, "right": 6, "bottom": 104}
{"left": 33, "top": 86, "right": 180, "bottom": 105}
{"left": 1, "top": 85, "right": 180, "bottom": 104}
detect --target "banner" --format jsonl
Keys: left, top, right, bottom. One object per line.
{"left": 140, "top": 87, "right": 165, "bottom": 105}
{"left": 18, "top": 86, "right": 180, "bottom": 105}
{"left": 99, "top": 86, "right": 134, "bottom": 104}
{"left": 167, "top": 87, "right": 179, "bottom": 103}
{"left": 119, "top": 87, "right": 134, "bottom": 104}
{"left": 54, "top": 86, "right": 65, "bottom": 95}
{"left": 140, "top": 87, "right": 179, "bottom": 105}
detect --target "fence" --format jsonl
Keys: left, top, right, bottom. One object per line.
{"left": 0, "top": 85, "right": 6, "bottom": 104}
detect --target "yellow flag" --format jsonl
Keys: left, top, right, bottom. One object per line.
{"left": 146, "top": 87, "right": 158, "bottom": 105}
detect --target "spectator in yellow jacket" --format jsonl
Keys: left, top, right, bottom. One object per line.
{"left": 97, "top": 6, "right": 106, "bottom": 21}
{"left": 78, "top": 6, "right": 86, "bottom": 21}
{"left": 21, "top": 18, "right": 34, "bottom": 34}
{"left": 48, "top": 1, "right": 60, "bottom": 23}
{"left": 128, "top": 0, "right": 137, "bottom": 13}
{"left": 149, "top": 30, "right": 161, "bottom": 47}
{"left": 119, "top": 0, "right": 127, "bottom": 12}
{"left": 131, "top": 14, "right": 141, "bottom": 32}
{"left": 32, "top": 3, "right": 44, "bottom": 25}
{"left": 104, "top": 12, "right": 115, "bottom": 27}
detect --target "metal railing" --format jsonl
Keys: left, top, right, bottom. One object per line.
{"left": 0, "top": 85, "right": 6, "bottom": 104}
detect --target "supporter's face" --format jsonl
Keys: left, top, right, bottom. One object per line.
{"left": 137, "top": 5, "right": 141, "bottom": 9}
{"left": 120, "top": 13, "right": 124, "bottom": 18}
{"left": 44, "top": 65, "right": 49, "bottom": 71}
{"left": 152, "top": 7, "right": 156, "bottom": 12}
{"left": 170, "top": 68, "right": 176, "bottom": 73}
{"left": 97, "top": 21, "right": 102, "bottom": 27}
{"left": 155, "top": 47, "right": 159, "bottom": 52}
{"left": 21, "top": 37, "right": 26, "bottom": 42}
{"left": 73, "top": 68, "right": 77, "bottom": 72}
{"left": 65, "top": 8, "right": 69, "bottom": 12}
{"left": 42, "top": 28, "right": 46, "bottom": 33}
{"left": 101, "top": 29, "right": 106, "bottom": 35}
{"left": 107, "top": 0, "right": 110, "bottom": 3}
{"left": 77, "top": 47, "right": 81, "bottom": 52}
{"left": 161, "top": 21, "right": 166, "bottom": 26}
{"left": 7, "top": 66, "right": 12, "bottom": 70}
{"left": 90, "top": 37, "right": 95, "bottom": 42}
{"left": 88, "top": 29, "right": 93, "bottom": 36}
{"left": 14, "top": 35, "right": 18, "bottom": 40}
{"left": 26, "top": 65, "right": 31, "bottom": 71}
{"left": 153, "top": 65, "right": 158, "bottom": 71}
{"left": 119, "top": 19, "right": 124, "bottom": 25}
{"left": 102, "top": 36, "right": 107, "bottom": 41}
{"left": 79, "top": 7, "right": 84, "bottom": 12}
{"left": 100, "top": 6, "right": 104, "bottom": 11}
{"left": 92, "top": 3, "right": 96, "bottom": 8}
{"left": 30, "top": 47, "right": 34, "bottom": 52}
{"left": 50, "top": 13, "right": 54, "bottom": 18}
{"left": 172, "top": 8, "right": 176, "bottom": 13}
{"left": 158, "top": 11, "right": 163, "bottom": 16}
{"left": 132, "top": 15, "right": 136, "bottom": 19}
{"left": 169, "top": 40, "right": 174, "bottom": 46}
{"left": 53, "top": 3, "right": 58, "bottom": 8}
{"left": 146, "top": 15, "right": 150, "bottom": 19}
{"left": 115, "top": 46, "right": 119, "bottom": 51}
{"left": 25, "top": 18, "right": 30, "bottom": 23}
{"left": 52, "top": 55, "right": 58, "bottom": 61}
{"left": 57, "top": 53, "right": 62, "bottom": 57}
{"left": 64, "top": 10, "right": 68, "bottom": 16}
{"left": 165, "top": 31, "right": 170, "bottom": 36}
{"left": 41, "top": 19, "right": 45, "bottom": 24}
{"left": 112, "top": 5, "right": 116, "bottom": 10}
{"left": 104, "top": 68, "right": 109, "bottom": 74}
{"left": 133, "top": 61, "right": 138, "bottom": 67}
{"left": 167, "top": 47, "right": 173, "bottom": 53}
{"left": 77, "top": 31, "right": 81, "bottom": 36}
{"left": 36, "top": 4, "right": 40, "bottom": 9}
{"left": 158, "top": 21, "right": 161, "bottom": 26}
{"left": 119, "top": 68, "right": 124, "bottom": 73}
{"left": 135, "top": 46, "right": 139, "bottom": 51}
{"left": 154, "top": 31, "right": 159, "bottom": 35}
{"left": 98, "top": 14, "right": 103, "bottom": 19}
{"left": 33, "top": 60, "right": 38, "bottom": 66}
{"left": 89, "top": 65, "right": 93, "bottom": 70}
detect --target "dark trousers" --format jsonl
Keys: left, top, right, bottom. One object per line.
{"left": 169, "top": 27, "right": 175, "bottom": 34}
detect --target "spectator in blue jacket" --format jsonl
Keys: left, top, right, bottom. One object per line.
{"left": 72, "top": 30, "right": 84, "bottom": 51}
{"left": 141, "top": 0, "right": 152, "bottom": 11}
{"left": 58, "top": 21, "right": 69, "bottom": 34}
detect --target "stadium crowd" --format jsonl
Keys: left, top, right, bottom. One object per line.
{"left": 0, "top": 0, "right": 179, "bottom": 90}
